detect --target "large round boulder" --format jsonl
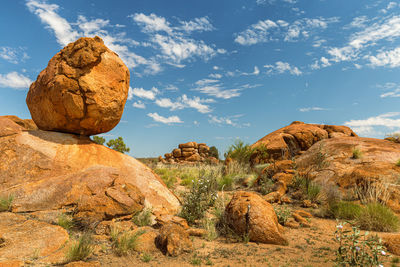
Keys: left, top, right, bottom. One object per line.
{"left": 26, "top": 36, "right": 130, "bottom": 136}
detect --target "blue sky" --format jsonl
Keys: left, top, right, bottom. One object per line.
{"left": 1, "top": 0, "right": 400, "bottom": 157}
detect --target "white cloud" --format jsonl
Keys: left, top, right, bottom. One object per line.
{"left": 26, "top": 0, "right": 159, "bottom": 74}
{"left": 264, "top": 61, "right": 302, "bottom": 75}
{"left": 344, "top": 112, "right": 400, "bottom": 137}
{"left": 369, "top": 47, "right": 400, "bottom": 68}
{"left": 0, "top": 47, "right": 29, "bottom": 64}
{"left": 208, "top": 114, "right": 250, "bottom": 128}
{"left": 131, "top": 13, "right": 221, "bottom": 65}
{"left": 155, "top": 94, "right": 214, "bottom": 113}
{"left": 128, "top": 87, "right": 134, "bottom": 100}
{"left": 131, "top": 87, "right": 159, "bottom": 100}
{"left": 0, "top": 72, "right": 32, "bottom": 89}
{"left": 193, "top": 79, "right": 241, "bottom": 99}
{"left": 147, "top": 112, "right": 183, "bottom": 124}
{"left": 133, "top": 100, "right": 146, "bottom": 109}
{"left": 164, "top": 84, "right": 179, "bottom": 91}
{"left": 253, "top": 66, "right": 260, "bottom": 75}
{"left": 234, "top": 19, "right": 278, "bottom": 45}
{"left": 299, "top": 107, "right": 328, "bottom": 112}
{"left": 234, "top": 17, "right": 338, "bottom": 45}
{"left": 209, "top": 73, "right": 222, "bottom": 79}
{"left": 26, "top": 0, "right": 79, "bottom": 46}
{"left": 378, "top": 82, "right": 400, "bottom": 98}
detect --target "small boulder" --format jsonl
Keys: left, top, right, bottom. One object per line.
{"left": 225, "top": 191, "right": 288, "bottom": 245}
{"left": 383, "top": 234, "right": 400, "bottom": 256}
{"left": 156, "top": 223, "right": 193, "bottom": 256}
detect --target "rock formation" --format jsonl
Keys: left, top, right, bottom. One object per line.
{"left": 224, "top": 191, "right": 288, "bottom": 245}
{"left": 26, "top": 36, "right": 130, "bottom": 136}
{"left": 160, "top": 142, "right": 218, "bottom": 164}
{"left": 251, "top": 121, "right": 357, "bottom": 163}
{"left": 0, "top": 116, "right": 180, "bottom": 226}
{"left": 295, "top": 136, "right": 400, "bottom": 212}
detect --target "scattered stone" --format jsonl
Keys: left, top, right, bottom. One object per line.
{"left": 302, "top": 200, "right": 313, "bottom": 208}
{"left": 135, "top": 230, "right": 159, "bottom": 253}
{"left": 154, "top": 213, "right": 189, "bottom": 229}
{"left": 225, "top": 191, "right": 288, "bottom": 245}
{"left": 156, "top": 223, "right": 193, "bottom": 256}
{"left": 186, "top": 228, "right": 207, "bottom": 237}
{"left": 294, "top": 210, "right": 312, "bottom": 218}
{"left": 284, "top": 218, "right": 300, "bottom": 229}
{"left": 26, "top": 36, "right": 130, "bottom": 136}
{"left": 292, "top": 213, "right": 311, "bottom": 228}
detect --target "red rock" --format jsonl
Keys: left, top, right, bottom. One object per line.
{"left": 251, "top": 122, "right": 356, "bottom": 161}
{"left": 172, "top": 148, "right": 182, "bottom": 158}
{"left": 383, "top": 234, "right": 400, "bottom": 256}
{"left": 0, "top": 116, "right": 180, "bottom": 226}
{"left": 26, "top": 36, "right": 130, "bottom": 136}
{"left": 225, "top": 191, "right": 288, "bottom": 245}
{"left": 178, "top": 142, "right": 198, "bottom": 149}
{"left": 156, "top": 223, "right": 193, "bottom": 256}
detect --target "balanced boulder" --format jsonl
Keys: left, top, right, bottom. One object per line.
{"left": 26, "top": 36, "right": 130, "bottom": 136}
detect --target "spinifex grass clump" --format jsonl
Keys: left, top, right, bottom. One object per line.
{"left": 132, "top": 208, "right": 152, "bottom": 227}
{"left": 329, "top": 201, "right": 363, "bottom": 220}
{"left": 57, "top": 213, "right": 74, "bottom": 231}
{"left": 65, "top": 233, "right": 94, "bottom": 262}
{"left": 110, "top": 227, "right": 145, "bottom": 256}
{"left": 274, "top": 205, "right": 291, "bottom": 225}
{"left": 0, "top": 195, "right": 13, "bottom": 212}
{"left": 356, "top": 202, "right": 399, "bottom": 232}
{"left": 334, "top": 222, "right": 388, "bottom": 266}
{"left": 180, "top": 171, "right": 218, "bottom": 224}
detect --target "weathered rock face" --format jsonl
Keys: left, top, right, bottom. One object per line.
{"left": 251, "top": 121, "right": 357, "bottom": 162}
{"left": 0, "top": 212, "right": 69, "bottom": 264}
{"left": 160, "top": 142, "right": 217, "bottom": 164}
{"left": 295, "top": 137, "right": 400, "bottom": 212}
{"left": 0, "top": 116, "right": 180, "bottom": 225}
{"left": 224, "top": 191, "right": 288, "bottom": 245}
{"left": 26, "top": 36, "right": 130, "bottom": 136}
{"left": 156, "top": 223, "right": 193, "bottom": 256}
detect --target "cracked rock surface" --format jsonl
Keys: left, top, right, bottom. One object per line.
{"left": 26, "top": 36, "right": 130, "bottom": 136}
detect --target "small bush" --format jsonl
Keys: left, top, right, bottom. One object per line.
{"left": 209, "top": 146, "right": 219, "bottom": 159}
{"left": 274, "top": 205, "right": 291, "bottom": 225}
{"left": 258, "top": 175, "right": 275, "bottom": 195}
{"left": 110, "top": 228, "right": 145, "bottom": 256}
{"left": 224, "top": 140, "right": 254, "bottom": 165}
{"left": 202, "top": 218, "right": 218, "bottom": 241}
{"left": 334, "top": 222, "right": 388, "bottom": 266}
{"left": 315, "top": 144, "right": 328, "bottom": 169}
{"left": 396, "top": 159, "right": 400, "bottom": 167}
{"left": 356, "top": 202, "right": 399, "bottom": 232}
{"left": 352, "top": 147, "right": 363, "bottom": 159}
{"left": 354, "top": 180, "right": 390, "bottom": 205}
{"left": 385, "top": 132, "right": 400, "bottom": 143}
{"left": 290, "top": 175, "right": 321, "bottom": 202}
{"left": 155, "top": 168, "right": 178, "bottom": 188}
{"left": 141, "top": 253, "right": 152, "bottom": 262}
{"left": 329, "top": 201, "right": 362, "bottom": 220}
{"left": 0, "top": 195, "right": 13, "bottom": 212}
{"left": 132, "top": 208, "right": 152, "bottom": 227}
{"left": 65, "top": 233, "right": 94, "bottom": 262}
{"left": 180, "top": 171, "right": 218, "bottom": 224}
{"left": 57, "top": 214, "right": 74, "bottom": 230}
{"left": 217, "top": 174, "right": 235, "bottom": 191}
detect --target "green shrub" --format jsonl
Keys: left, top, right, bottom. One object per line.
{"left": 141, "top": 253, "right": 152, "bottom": 262}
{"left": 334, "top": 222, "right": 388, "bottom": 266}
{"left": 202, "top": 218, "right": 218, "bottom": 241}
{"left": 315, "top": 144, "right": 328, "bottom": 169}
{"left": 57, "top": 214, "right": 74, "bottom": 230}
{"left": 224, "top": 140, "right": 254, "bottom": 164}
{"left": 217, "top": 174, "right": 235, "bottom": 191}
{"left": 258, "top": 175, "right": 275, "bottom": 195}
{"left": 179, "top": 171, "right": 218, "bottom": 224}
{"left": 329, "top": 201, "right": 362, "bottom": 220}
{"left": 65, "top": 233, "right": 94, "bottom": 262}
{"left": 274, "top": 205, "right": 291, "bottom": 225}
{"left": 92, "top": 136, "right": 105, "bottom": 145}
{"left": 0, "top": 195, "right": 13, "bottom": 212}
{"left": 110, "top": 228, "right": 145, "bottom": 256}
{"left": 106, "top": 137, "right": 130, "bottom": 154}
{"left": 396, "top": 159, "right": 400, "bottom": 167}
{"left": 352, "top": 148, "right": 363, "bottom": 159}
{"left": 306, "top": 181, "right": 321, "bottom": 203}
{"left": 132, "top": 208, "right": 152, "bottom": 227}
{"left": 356, "top": 202, "right": 399, "bottom": 232}
{"left": 209, "top": 146, "right": 220, "bottom": 159}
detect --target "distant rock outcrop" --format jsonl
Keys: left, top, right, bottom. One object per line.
{"left": 26, "top": 36, "right": 130, "bottom": 136}
{"left": 160, "top": 142, "right": 218, "bottom": 164}
{"left": 251, "top": 121, "right": 357, "bottom": 163}
{"left": 0, "top": 116, "right": 180, "bottom": 226}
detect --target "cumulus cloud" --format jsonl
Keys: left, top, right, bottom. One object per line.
{"left": 132, "top": 100, "right": 146, "bottom": 109}
{"left": 344, "top": 112, "right": 400, "bottom": 137}
{"left": 369, "top": 47, "right": 400, "bottom": 68}
{"left": 0, "top": 72, "right": 32, "bottom": 89}
{"left": 234, "top": 17, "right": 338, "bottom": 45}
{"left": 264, "top": 61, "right": 302, "bottom": 75}
{"left": 0, "top": 47, "right": 29, "bottom": 64}
{"left": 147, "top": 112, "right": 183, "bottom": 124}
{"left": 131, "top": 87, "right": 159, "bottom": 100}
{"left": 193, "top": 78, "right": 241, "bottom": 99}
{"left": 155, "top": 94, "right": 214, "bottom": 113}
{"left": 131, "top": 13, "right": 222, "bottom": 65}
